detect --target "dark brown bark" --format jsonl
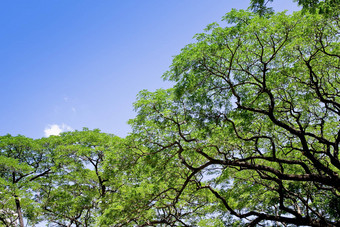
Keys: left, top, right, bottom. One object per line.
{"left": 14, "top": 195, "right": 24, "bottom": 227}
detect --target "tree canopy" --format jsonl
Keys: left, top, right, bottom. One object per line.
{"left": 123, "top": 9, "right": 340, "bottom": 226}
{"left": 250, "top": 0, "right": 340, "bottom": 15}
{"left": 1, "top": 4, "right": 340, "bottom": 227}
{"left": 0, "top": 129, "right": 122, "bottom": 226}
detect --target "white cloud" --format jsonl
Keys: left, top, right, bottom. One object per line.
{"left": 44, "top": 124, "right": 73, "bottom": 137}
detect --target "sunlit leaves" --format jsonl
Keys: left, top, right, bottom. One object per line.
{"left": 126, "top": 9, "right": 340, "bottom": 226}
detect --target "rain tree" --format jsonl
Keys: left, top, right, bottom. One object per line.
{"left": 120, "top": 9, "right": 340, "bottom": 226}
{"left": 0, "top": 129, "right": 121, "bottom": 227}
{"left": 39, "top": 129, "right": 120, "bottom": 227}
{"left": 0, "top": 135, "right": 58, "bottom": 226}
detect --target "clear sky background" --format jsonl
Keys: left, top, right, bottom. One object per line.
{"left": 0, "top": 0, "right": 300, "bottom": 139}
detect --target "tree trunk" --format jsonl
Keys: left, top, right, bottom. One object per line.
{"left": 15, "top": 195, "right": 24, "bottom": 227}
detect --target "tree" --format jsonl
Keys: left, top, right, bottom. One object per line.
{"left": 0, "top": 129, "right": 121, "bottom": 227}
{"left": 39, "top": 129, "right": 120, "bottom": 227}
{"left": 120, "top": 9, "right": 340, "bottom": 226}
{"left": 0, "top": 135, "right": 57, "bottom": 226}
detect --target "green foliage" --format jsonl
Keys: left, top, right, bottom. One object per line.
{"left": 1, "top": 4, "right": 340, "bottom": 227}
{"left": 39, "top": 129, "right": 120, "bottom": 226}
{"left": 0, "top": 134, "right": 53, "bottom": 226}
{"left": 250, "top": 0, "right": 340, "bottom": 16}
{"left": 0, "top": 129, "right": 122, "bottom": 226}
{"left": 126, "top": 9, "right": 340, "bottom": 226}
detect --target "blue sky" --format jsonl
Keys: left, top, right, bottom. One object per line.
{"left": 0, "top": 0, "right": 300, "bottom": 138}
